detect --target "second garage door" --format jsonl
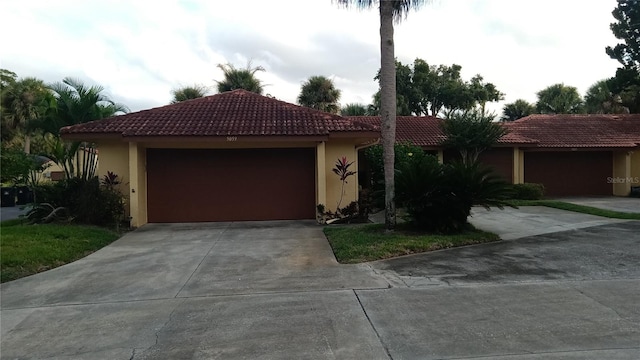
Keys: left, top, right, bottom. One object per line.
{"left": 147, "top": 148, "right": 316, "bottom": 222}
{"left": 524, "top": 151, "right": 612, "bottom": 196}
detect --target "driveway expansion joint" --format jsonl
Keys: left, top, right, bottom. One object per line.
{"left": 353, "top": 289, "right": 393, "bottom": 360}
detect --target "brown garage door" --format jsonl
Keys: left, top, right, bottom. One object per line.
{"left": 147, "top": 148, "right": 316, "bottom": 222}
{"left": 524, "top": 151, "right": 612, "bottom": 196}
{"left": 443, "top": 148, "right": 513, "bottom": 182}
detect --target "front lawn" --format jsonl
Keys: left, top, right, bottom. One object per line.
{"left": 507, "top": 200, "right": 640, "bottom": 220}
{"left": 0, "top": 220, "right": 120, "bottom": 283}
{"left": 324, "top": 223, "right": 499, "bottom": 263}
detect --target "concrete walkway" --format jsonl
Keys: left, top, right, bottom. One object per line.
{"left": 556, "top": 196, "right": 640, "bottom": 213}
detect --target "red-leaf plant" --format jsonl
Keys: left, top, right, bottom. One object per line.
{"left": 332, "top": 156, "right": 356, "bottom": 211}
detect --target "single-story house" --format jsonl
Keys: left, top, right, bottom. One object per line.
{"left": 352, "top": 114, "right": 640, "bottom": 197}
{"left": 61, "top": 90, "right": 378, "bottom": 227}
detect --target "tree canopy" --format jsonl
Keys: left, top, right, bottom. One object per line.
{"left": 171, "top": 84, "right": 209, "bottom": 104}
{"left": 535, "top": 83, "right": 584, "bottom": 114}
{"left": 215, "top": 62, "right": 265, "bottom": 95}
{"left": 440, "top": 110, "right": 508, "bottom": 164}
{"left": 297, "top": 75, "right": 341, "bottom": 113}
{"left": 501, "top": 99, "right": 535, "bottom": 121}
{"left": 606, "top": 0, "right": 639, "bottom": 71}
{"left": 371, "top": 59, "right": 503, "bottom": 118}
{"left": 341, "top": 103, "right": 369, "bottom": 116}
{"left": 584, "top": 79, "right": 629, "bottom": 114}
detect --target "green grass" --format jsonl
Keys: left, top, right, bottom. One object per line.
{"left": 1, "top": 220, "right": 120, "bottom": 283}
{"left": 323, "top": 223, "right": 500, "bottom": 263}
{"left": 507, "top": 200, "right": 640, "bottom": 220}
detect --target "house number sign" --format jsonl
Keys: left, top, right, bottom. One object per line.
{"left": 226, "top": 136, "right": 238, "bottom": 141}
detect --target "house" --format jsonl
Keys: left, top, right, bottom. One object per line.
{"left": 61, "top": 90, "right": 378, "bottom": 227}
{"left": 352, "top": 114, "right": 640, "bottom": 197}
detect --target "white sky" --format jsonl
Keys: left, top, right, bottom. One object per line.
{"left": 0, "top": 0, "right": 622, "bottom": 116}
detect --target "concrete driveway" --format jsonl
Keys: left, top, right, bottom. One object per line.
{"left": 2, "top": 213, "right": 639, "bottom": 359}
{"left": 1, "top": 221, "right": 389, "bottom": 359}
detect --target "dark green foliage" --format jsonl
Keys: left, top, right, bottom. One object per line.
{"left": 535, "top": 83, "right": 584, "bottom": 114}
{"left": 31, "top": 177, "right": 125, "bottom": 227}
{"left": 606, "top": 0, "right": 639, "bottom": 70}
{"left": 501, "top": 99, "right": 535, "bottom": 121}
{"left": 363, "top": 142, "right": 425, "bottom": 206}
{"left": 395, "top": 154, "right": 512, "bottom": 233}
{"left": 341, "top": 103, "right": 369, "bottom": 116}
{"left": 171, "top": 84, "right": 208, "bottom": 103}
{"left": 510, "top": 183, "right": 545, "bottom": 200}
{"left": 216, "top": 62, "right": 265, "bottom": 95}
{"left": 298, "top": 76, "right": 341, "bottom": 114}
{"left": 440, "top": 110, "right": 508, "bottom": 164}
{"left": 0, "top": 148, "right": 37, "bottom": 184}
{"left": 370, "top": 59, "right": 503, "bottom": 117}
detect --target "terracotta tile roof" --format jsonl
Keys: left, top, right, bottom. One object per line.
{"left": 350, "top": 116, "right": 536, "bottom": 146}
{"left": 61, "top": 89, "right": 376, "bottom": 138}
{"left": 508, "top": 114, "right": 640, "bottom": 148}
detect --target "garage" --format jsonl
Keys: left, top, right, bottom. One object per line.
{"left": 524, "top": 151, "right": 613, "bottom": 196}
{"left": 146, "top": 148, "right": 316, "bottom": 222}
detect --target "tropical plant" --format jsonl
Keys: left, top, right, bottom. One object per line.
{"left": 33, "top": 78, "right": 128, "bottom": 180}
{"left": 584, "top": 79, "right": 629, "bottom": 114}
{"left": 341, "top": 103, "right": 369, "bottom": 116}
{"left": 0, "top": 75, "right": 51, "bottom": 153}
{"left": 332, "top": 156, "right": 357, "bottom": 210}
{"left": 170, "top": 84, "right": 209, "bottom": 103}
{"left": 215, "top": 62, "right": 265, "bottom": 94}
{"left": 501, "top": 99, "right": 535, "bottom": 121}
{"left": 606, "top": 0, "right": 639, "bottom": 72}
{"left": 440, "top": 110, "right": 508, "bottom": 165}
{"left": 298, "top": 76, "right": 341, "bottom": 113}
{"left": 336, "top": 0, "right": 429, "bottom": 231}
{"left": 395, "top": 154, "right": 512, "bottom": 233}
{"left": 535, "top": 83, "right": 584, "bottom": 114}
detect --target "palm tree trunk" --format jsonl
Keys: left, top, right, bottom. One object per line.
{"left": 23, "top": 135, "right": 31, "bottom": 154}
{"left": 380, "top": 1, "right": 397, "bottom": 231}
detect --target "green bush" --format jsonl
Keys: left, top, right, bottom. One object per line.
{"left": 31, "top": 177, "right": 125, "bottom": 227}
{"left": 510, "top": 183, "right": 545, "bottom": 200}
{"left": 363, "top": 142, "right": 427, "bottom": 208}
{"left": 396, "top": 155, "right": 512, "bottom": 233}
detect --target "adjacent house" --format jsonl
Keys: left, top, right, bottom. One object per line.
{"left": 353, "top": 114, "right": 640, "bottom": 197}
{"left": 61, "top": 90, "right": 639, "bottom": 227}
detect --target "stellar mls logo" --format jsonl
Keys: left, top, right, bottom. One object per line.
{"left": 607, "top": 177, "right": 640, "bottom": 184}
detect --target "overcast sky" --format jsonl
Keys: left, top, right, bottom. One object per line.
{"left": 1, "top": 0, "right": 622, "bottom": 116}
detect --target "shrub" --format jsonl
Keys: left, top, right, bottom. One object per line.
{"left": 510, "top": 183, "right": 545, "bottom": 200}
{"left": 30, "top": 177, "right": 125, "bottom": 227}
{"left": 396, "top": 155, "right": 512, "bottom": 233}
{"left": 363, "top": 142, "right": 426, "bottom": 207}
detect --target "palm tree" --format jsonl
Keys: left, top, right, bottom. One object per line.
{"left": 336, "top": 0, "right": 428, "bottom": 230}
{"left": 215, "top": 62, "right": 265, "bottom": 94}
{"left": 341, "top": 103, "right": 369, "bottom": 116}
{"left": 37, "top": 77, "right": 129, "bottom": 179}
{"left": 298, "top": 76, "right": 342, "bottom": 113}
{"left": 584, "top": 79, "right": 629, "bottom": 114}
{"left": 1, "top": 77, "right": 50, "bottom": 153}
{"left": 171, "top": 84, "right": 209, "bottom": 104}
{"left": 501, "top": 99, "right": 535, "bottom": 121}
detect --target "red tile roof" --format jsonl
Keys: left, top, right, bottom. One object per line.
{"left": 61, "top": 89, "right": 377, "bottom": 138}
{"left": 350, "top": 116, "right": 537, "bottom": 147}
{"left": 507, "top": 114, "right": 640, "bottom": 148}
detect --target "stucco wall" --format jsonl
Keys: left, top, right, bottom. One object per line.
{"left": 96, "top": 141, "right": 130, "bottom": 216}
{"left": 632, "top": 150, "right": 640, "bottom": 186}
{"left": 324, "top": 141, "right": 358, "bottom": 212}
{"left": 612, "top": 151, "right": 631, "bottom": 196}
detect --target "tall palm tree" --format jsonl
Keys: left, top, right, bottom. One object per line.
{"left": 37, "top": 77, "right": 129, "bottom": 179}
{"left": 215, "top": 62, "right": 265, "bottom": 95}
{"left": 171, "top": 84, "right": 209, "bottom": 104}
{"left": 298, "top": 76, "right": 342, "bottom": 113}
{"left": 501, "top": 99, "right": 535, "bottom": 121}
{"left": 336, "top": 0, "right": 428, "bottom": 230}
{"left": 1, "top": 77, "right": 50, "bottom": 153}
{"left": 584, "top": 79, "right": 629, "bottom": 114}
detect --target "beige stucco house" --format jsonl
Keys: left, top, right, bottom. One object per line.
{"left": 61, "top": 90, "right": 378, "bottom": 227}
